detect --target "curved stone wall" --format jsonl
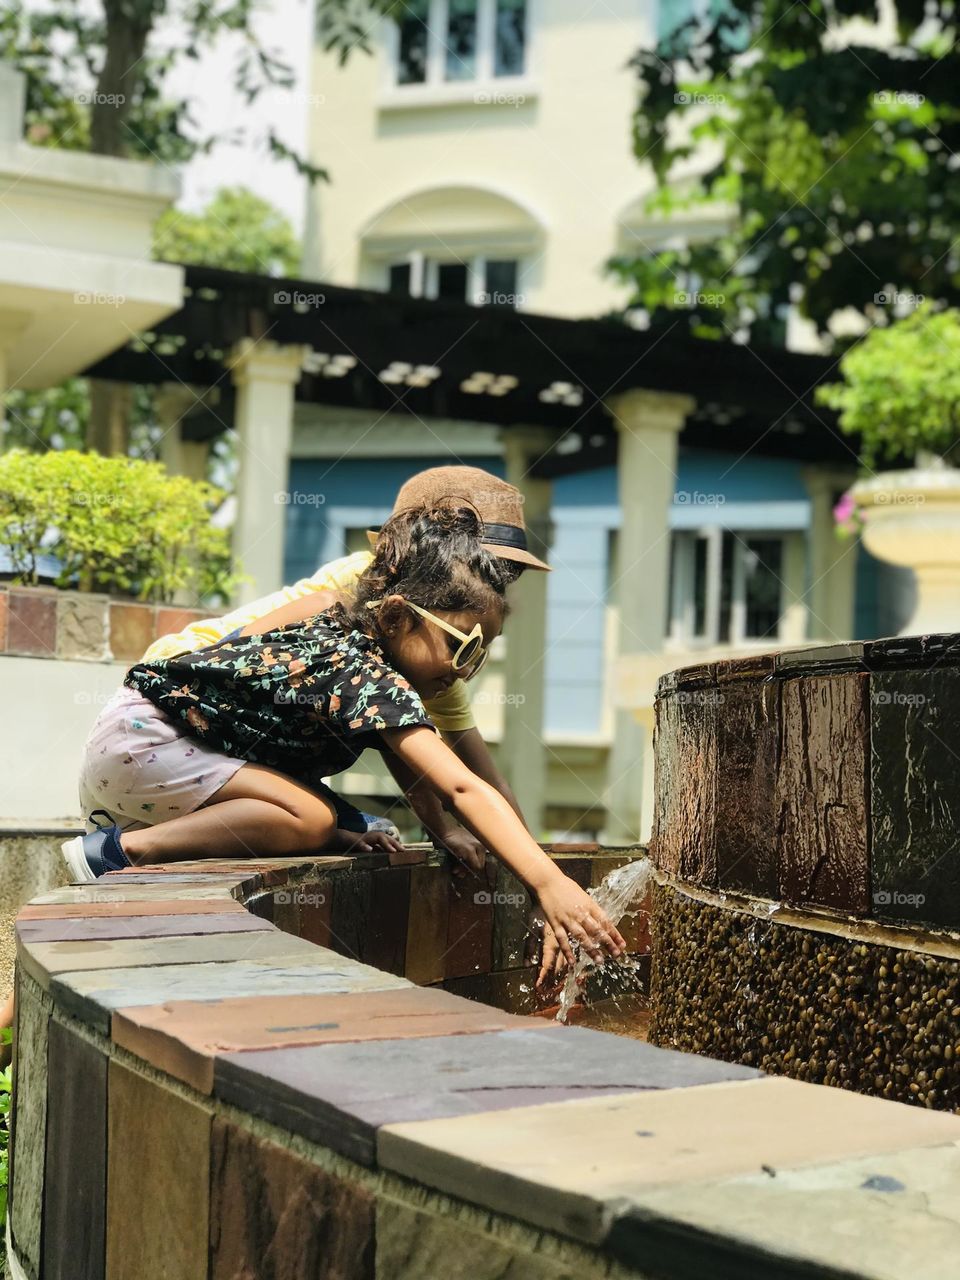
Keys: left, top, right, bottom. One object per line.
{"left": 10, "top": 843, "right": 960, "bottom": 1280}
{"left": 650, "top": 636, "right": 960, "bottom": 1109}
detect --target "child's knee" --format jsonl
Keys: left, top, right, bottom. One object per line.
{"left": 285, "top": 794, "right": 338, "bottom": 845}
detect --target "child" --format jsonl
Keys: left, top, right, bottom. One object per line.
{"left": 63, "top": 504, "right": 626, "bottom": 973}
{"left": 135, "top": 464, "right": 550, "bottom": 874}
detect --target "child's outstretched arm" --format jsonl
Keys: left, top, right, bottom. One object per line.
{"left": 381, "top": 726, "right": 627, "bottom": 968}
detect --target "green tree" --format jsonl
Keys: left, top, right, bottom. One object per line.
{"left": 817, "top": 305, "right": 960, "bottom": 467}
{"left": 1, "top": 0, "right": 406, "bottom": 172}
{"left": 154, "top": 186, "right": 301, "bottom": 276}
{"left": 611, "top": 1, "right": 960, "bottom": 345}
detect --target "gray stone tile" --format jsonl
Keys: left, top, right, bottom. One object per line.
{"left": 608, "top": 1143, "right": 960, "bottom": 1280}
{"left": 51, "top": 956, "right": 410, "bottom": 1032}
{"left": 18, "top": 930, "right": 322, "bottom": 989}
{"left": 215, "top": 1026, "right": 758, "bottom": 1167}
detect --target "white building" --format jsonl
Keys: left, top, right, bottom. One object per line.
{"left": 280, "top": 1, "right": 883, "bottom": 841}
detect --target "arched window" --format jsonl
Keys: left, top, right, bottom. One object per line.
{"left": 360, "top": 185, "right": 544, "bottom": 309}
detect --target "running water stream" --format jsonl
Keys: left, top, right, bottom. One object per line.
{"left": 556, "top": 856, "right": 660, "bottom": 1023}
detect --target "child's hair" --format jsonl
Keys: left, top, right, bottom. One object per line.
{"left": 342, "top": 501, "right": 510, "bottom": 635}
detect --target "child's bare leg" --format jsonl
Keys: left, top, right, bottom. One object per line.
{"left": 121, "top": 763, "right": 337, "bottom": 865}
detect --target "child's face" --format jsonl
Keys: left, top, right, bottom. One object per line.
{"left": 384, "top": 601, "right": 502, "bottom": 699}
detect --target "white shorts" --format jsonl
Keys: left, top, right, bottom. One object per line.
{"left": 77, "top": 685, "right": 246, "bottom": 834}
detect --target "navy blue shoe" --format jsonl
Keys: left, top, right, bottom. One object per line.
{"left": 61, "top": 820, "right": 132, "bottom": 882}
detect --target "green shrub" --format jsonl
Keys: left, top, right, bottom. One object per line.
{"left": 817, "top": 305, "right": 960, "bottom": 469}
{"left": 0, "top": 449, "right": 244, "bottom": 603}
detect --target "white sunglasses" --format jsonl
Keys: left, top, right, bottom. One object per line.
{"left": 366, "top": 597, "right": 488, "bottom": 677}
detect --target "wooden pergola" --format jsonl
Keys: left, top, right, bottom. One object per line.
{"left": 85, "top": 264, "right": 855, "bottom": 477}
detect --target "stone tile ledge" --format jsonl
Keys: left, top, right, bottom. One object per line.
{"left": 10, "top": 849, "right": 960, "bottom": 1280}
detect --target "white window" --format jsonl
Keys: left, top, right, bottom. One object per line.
{"left": 387, "top": 251, "right": 520, "bottom": 307}
{"left": 669, "top": 529, "right": 786, "bottom": 646}
{"left": 392, "top": 0, "right": 527, "bottom": 87}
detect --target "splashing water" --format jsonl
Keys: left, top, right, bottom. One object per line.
{"left": 555, "top": 856, "right": 659, "bottom": 1023}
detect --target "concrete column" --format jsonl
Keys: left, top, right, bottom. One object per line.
{"left": 497, "top": 426, "right": 555, "bottom": 837}
{"left": 802, "top": 467, "right": 858, "bottom": 641}
{"left": 0, "top": 311, "right": 29, "bottom": 434}
{"left": 226, "top": 339, "right": 308, "bottom": 604}
{"left": 605, "top": 389, "right": 694, "bottom": 844}
{"left": 779, "top": 531, "right": 808, "bottom": 644}
{"left": 155, "top": 385, "right": 210, "bottom": 483}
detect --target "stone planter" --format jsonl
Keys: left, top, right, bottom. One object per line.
{"left": 0, "top": 583, "right": 209, "bottom": 663}
{"left": 852, "top": 468, "right": 960, "bottom": 635}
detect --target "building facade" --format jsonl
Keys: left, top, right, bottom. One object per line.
{"left": 287, "top": 2, "right": 910, "bottom": 840}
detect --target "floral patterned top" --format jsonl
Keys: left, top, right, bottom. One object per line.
{"left": 123, "top": 603, "right": 433, "bottom": 776}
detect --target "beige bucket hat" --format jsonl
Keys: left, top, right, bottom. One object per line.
{"left": 368, "top": 465, "right": 551, "bottom": 572}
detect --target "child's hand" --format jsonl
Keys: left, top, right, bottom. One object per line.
{"left": 439, "top": 826, "right": 487, "bottom": 876}
{"left": 330, "top": 828, "right": 404, "bottom": 855}
{"left": 535, "top": 876, "right": 626, "bottom": 971}
{"left": 536, "top": 921, "right": 565, "bottom": 991}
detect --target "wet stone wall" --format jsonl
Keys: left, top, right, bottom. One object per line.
{"left": 650, "top": 635, "right": 960, "bottom": 1109}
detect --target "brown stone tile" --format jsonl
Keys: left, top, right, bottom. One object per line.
{"left": 442, "top": 968, "right": 543, "bottom": 1014}
{"left": 56, "top": 592, "right": 110, "bottom": 661}
{"left": 388, "top": 846, "right": 428, "bottom": 867}
{"left": 405, "top": 865, "right": 449, "bottom": 985}
{"left": 109, "top": 856, "right": 348, "bottom": 881}
{"left": 653, "top": 688, "right": 718, "bottom": 884}
{"left": 445, "top": 874, "right": 494, "bottom": 980}
{"left": 18, "top": 898, "right": 246, "bottom": 919}
{"left": 16, "top": 910, "right": 274, "bottom": 944}
{"left": 112, "top": 986, "right": 525, "bottom": 1093}
{"left": 108, "top": 601, "right": 154, "bottom": 662}
{"left": 329, "top": 866, "right": 372, "bottom": 962}
{"left": 105, "top": 1060, "right": 211, "bottom": 1280}
{"left": 7, "top": 587, "right": 57, "bottom": 656}
{"left": 154, "top": 606, "right": 205, "bottom": 641}
{"left": 43, "top": 1021, "right": 107, "bottom": 1280}
{"left": 0, "top": 586, "right": 8, "bottom": 650}
{"left": 299, "top": 880, "right": 333, "bottom": 947}
{"left": 271, "top": 887, "right": 300, "bottom": 935}
{"left": 776, "top": 673, "right": 870, "bottom": 913}
{"left": 210, "top": 1117, "right": 375, "bottom": 1279}
{"left": 549, "top": 856, "right": 593, "bottom": 889}
{"left": 715, "top": 679, "right": 779, "bottom": 898}
{"left": 490, "top": 863, "right": 531, "bottom": 972}
{"left": 364, "top": 867, "right": 411, "bottom": 975}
